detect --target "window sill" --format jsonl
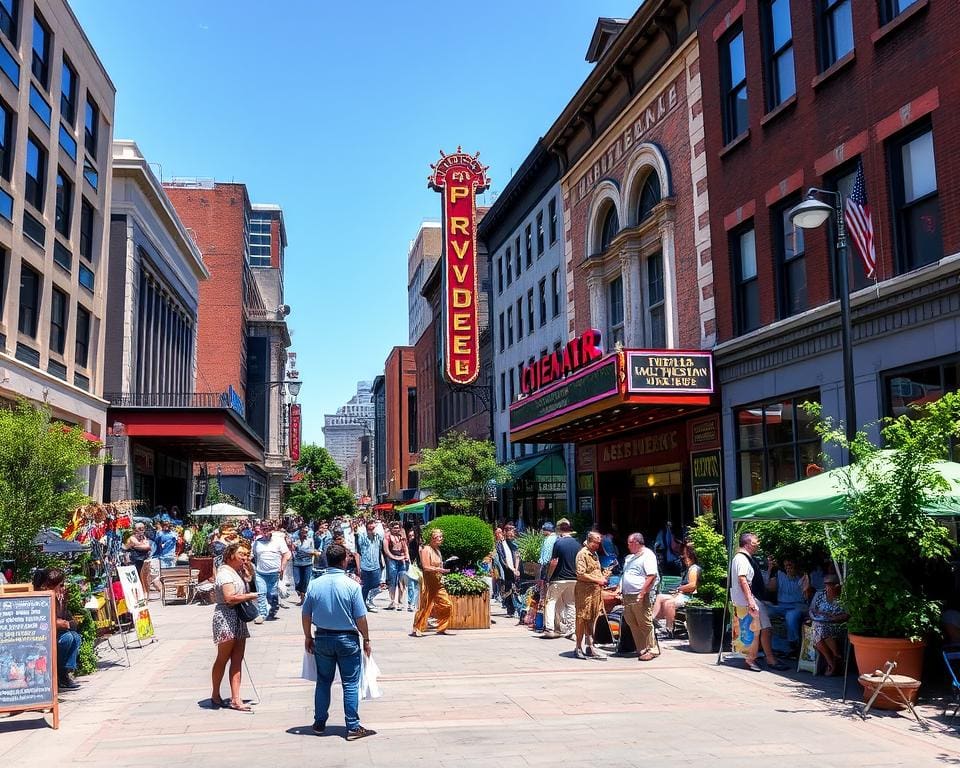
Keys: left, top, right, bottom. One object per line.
{"left": 760, "top": 95, "right": 797, "bottom": 128}
{"left": 872, "top": 0, "right": 929, "bottom": 45}
{"left": 719, "top": 129, "right": 750, "bottom": 159}
{"left": 812, "top": 50, "right": 855, "bottom": 91}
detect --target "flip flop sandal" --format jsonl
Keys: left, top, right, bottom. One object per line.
{"left": 638, "top": 652, "right": 657, "bottom": 661}
{"left": 225, "top": 701, "right": 254, "bottom": 713}
{"left": 745, "top": 661, "right": 763, "bottom": 672}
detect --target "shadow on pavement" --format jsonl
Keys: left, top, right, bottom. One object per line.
{"left": 285, "top": 724, "right": 348, "bottom": 739}
{"left": 0, "top": 716, "right": 50, "bottom": 733}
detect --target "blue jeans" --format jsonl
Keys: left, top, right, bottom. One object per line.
{"left": 294, "top": 564, "right": 313, "bottom": 594}
{"left": 313, "top": 632, "right": 362, "bottom": 730}
{"left": 407, "top": 576, "right": 420, "bottom": 609}
{"left": 360, "top": 569, "right": 381, "bottom": 605}
{"left": 386, "top": 559, "right": 408, "bottom": 588}
{"left": 57, "top": 630, "right": 82, "bottom": 672}
{"left": 256, "top": 571, "right": 280, "bottom": 617}
{"left": 767, "top": 601, "right": 808, "bottom": 643}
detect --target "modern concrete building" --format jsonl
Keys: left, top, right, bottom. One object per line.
{"left": 407, "top": 221, "right": 441, "bottom": 346}
{"left": 322, "top": 379, "right": 374, "bottom": 488}
{"left": 478, "top": 141, "right": 571, "bottom": 524}
{"left": 0, "top": 0, "right": 115, "bottom": 496}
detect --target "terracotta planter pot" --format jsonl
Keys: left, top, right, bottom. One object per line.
{"left": 188, "top": 556, "right": 214, "bottom": 584}
{"left": 849, "top": 634, "right": 926, "bottom": 703}
{"left": 449, "top": 592, "right": 491, "bottom": 629}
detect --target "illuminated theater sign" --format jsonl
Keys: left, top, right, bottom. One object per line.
{"left": 520, "top": 329, "right": 604, "bottom": 396}
{"left": 429, "top": 147, "right": 490, "bottom": 385}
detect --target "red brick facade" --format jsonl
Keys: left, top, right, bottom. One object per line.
{"left": 698, "top": 0, "right": 960, "bottom": 341}
{"left": 414, "top": 311, "right": 437, "bottom": 452}
{"left": 384, "top": 346, "right": 417, "bottom": 496}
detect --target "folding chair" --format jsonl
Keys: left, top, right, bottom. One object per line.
{"left": 943, "top": 646, "right": 960, "bottom": 721}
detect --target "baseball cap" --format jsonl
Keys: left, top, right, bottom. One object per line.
{"left": 541, "top": 522, "right": 555, "bottom": 532}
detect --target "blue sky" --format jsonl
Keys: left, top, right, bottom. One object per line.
{"left": 72, "top": 1, "right": 641, "bottom": 444}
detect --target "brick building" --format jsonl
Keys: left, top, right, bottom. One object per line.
{"left": 514, "top": 4, "right": 721, "bottom": 544}
{"left": 697, "top": 0, "right": 960, "bottom": 515}
{"left": 383, "top": 345, "right": 418, "bottom": 499}
{"left": 164, "top": 180, "right": 293, "bottom": 517}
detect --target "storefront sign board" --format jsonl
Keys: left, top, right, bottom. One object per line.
{"left": 595, "top": 426, "right": 684, "bottom": 473}
{"left": 0, "top": 590, "right": 59, "bottom": 728}
{"left": 626, "top": 351, "right": 713, "bottom": 394}
{"left": 117, "top": 566, "right": 155, "bottom": 641}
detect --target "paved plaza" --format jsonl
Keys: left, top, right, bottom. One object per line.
{"left": 2, "top": 594, "right": 959, "bottom": 767}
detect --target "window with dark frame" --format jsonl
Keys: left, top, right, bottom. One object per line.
{"left": 889, "top": 124, "right": 941, "bottom": 273}
{"left": 527, "top": 288, "right": 534, "bottom": 332}
{"left": 551, "top": 268, "right": 560, "bottom": 318}
{"left": 507, "top": 305, "right": 513, "bottom": 346}
{"left": 407, "top": 387, "right": 418, "bottom": 453}
{"left": 499, "top": 371, "right": 506, "bottom": 411}
{"left": 0, "top": 248, "right": 6, "bottom": 315}
{"left": 817, "top": 0, "right": 854, "bottom": 71}
{"left": 516, "top": 297, "right": 523, "bottom": 339}
{"left": 827, "top": 160, "right": 872, "bottom": 296}
{"left": 720, "top": 24, "right": 748, "bottom": 144}
{"left": 497, "top": 256, "right": 503, "bottom": 293}
{"left": 599, "top": 205, "right": 619, "bottom": 253}
{"left": 883, "top": 357, "right": 960, "bottom": 460}
{"left": 774, "top": 200, "right": 807, "bottom": 318}
{"left": 736, "top": 392, "right": 822, "bottom": 496}
{"left": 525, "top": 224, "right": 532, "bottom": 266}
{"left": 79, "top": 198, "right": 94, "bottom": 260}
{"left": 60, "top": 56, "right": 77, "bottom": 125}
{"left": 55, "top": 168, "right": 72, "bottom": 237}
{"left": 536, "top": 212, "right": 544, "bottom": 256}
{"left": 0, "top": 97, "right": 11, "bottom": 180}
{"left": 508, "top": 366, "right": 515, "bottom": 404}
{"left": 84, "top": 93, "right": 98, "bottom": 158}
{"left": 49, "top": 286, "right": 67, "bottom": 354}
{"left": 31, "top": 11, "right": 50, "bottom": 88}
{"left": 18, "top": 263, "right": 39, "bottom": 337}
{"left": 538, "top": 278, "right": 547, "bottom": 327}
{"left": 24, "top": 134, "right": 45, "bottom": 211}
{"left": 762, "top": 0, "right": 796, "bottom": 110}
{"left": 0, "top": 0, "right": 17, "bottom": 44}
{"left": 548, "top": 197, "right": 557, "bottom": 245}
{"left": 498, "top": 312, "right": 505, "bottom": 352}
{"left": 75, "top": 304, "right": 90, "bottom": 367}
{"left": 505, "top": 246, "right": 512, "bottom": 285}
{"left": 516, "top": 235, "right": 522, "bottom": 274}
{"left": 647, "top": 253, "right": 666, "bottom": 348}
{"left": 608, "top": 275, "right": 624, "bottom": 346}
{"left": 637, "top": 174, "right": 661, "bottom": 222}
{"left": 732, "top": 226, "right": 760, "bottom": 335}
{"left": 879, "top": 0, "right": 920, "bottom": 24}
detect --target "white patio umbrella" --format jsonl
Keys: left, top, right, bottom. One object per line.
{"left": 191, "top": 502, "right": 253, "bottom": 518}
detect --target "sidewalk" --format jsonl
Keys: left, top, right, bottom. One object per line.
{"left": 2, "top": 590, "right": 958, "bottom": 766}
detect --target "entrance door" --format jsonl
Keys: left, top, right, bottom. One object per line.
{"left": 628, "top": 488, "right": 682, "bottom": 544}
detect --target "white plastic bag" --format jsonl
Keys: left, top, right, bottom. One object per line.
{"left": 301, "top": 651, "right": 317, "bottom": 682}
{"left": 360, "top": 653, "right": 382, "bottom": 700}
{"left": 279, "top": 581, "right": 290, "bottom": 600}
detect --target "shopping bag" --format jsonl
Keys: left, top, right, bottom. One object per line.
{"left": 279, "top": 581, "right": 291, "bottom": 600}
{"left": 301, "top": 651, "right": 317, "bottom": 682}
{"left": 360, "top": 653, "right": 382, "bottom": 700}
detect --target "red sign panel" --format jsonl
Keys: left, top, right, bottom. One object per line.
{"left": 519, "top": 329, "right": 604, "bottom": 396}
{"left": 289, "top": 404, "right": 301, "bottom": 463}
{"left": 429, "top": 147, "right": 490, "bottom": 385}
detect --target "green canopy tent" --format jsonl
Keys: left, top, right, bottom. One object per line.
{"left": 722, "top": 452, "right": 960, "bottom": 695}
{"left": 395, "top": 497, "right": 448, "bottom": 521}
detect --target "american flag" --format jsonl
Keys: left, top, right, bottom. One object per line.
{"left": 844, "top": 160, "right": 876, "bottom": 280}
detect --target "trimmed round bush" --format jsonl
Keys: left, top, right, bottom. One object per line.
{"left": 422, "top": 515, "right": 494, "bottom": 569}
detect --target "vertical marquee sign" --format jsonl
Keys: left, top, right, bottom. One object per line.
{"left": 289, "top": 403, "right": 301, "bottom": 462}
{"left": 429, "top": 147, "right": 490, "bottom": 385}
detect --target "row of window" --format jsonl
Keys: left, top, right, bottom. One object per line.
{"left": 6, "top": 252, "right": 91, "bottom": 366}
{"left": 498, "top": 340, "right": 565, "bottom": 412}
{"left": 730, "top": 124, "right": 940, "bottom": 334}
{"left": 496, "top": 196, "right": 558, "bottom": 294}
{"left": 498, "top": 269, "right": 561, "bottom": 352}
{"left": 720, "top": 0, "right": 922, "bottom": 143}
{"left": 136, "top": 268, "right": 195, "bottom": 397}
{"left": 247, "top": 217, "right": 271, "bottom": 267}
{"left": 606, "top": 251, "right": 667, "bottom": 348}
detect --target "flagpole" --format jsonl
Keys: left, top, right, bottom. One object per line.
{"left": 833, "top": 190, "right": 858, "bottom": 445}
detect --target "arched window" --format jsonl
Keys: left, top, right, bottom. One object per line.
{"left": 637, "top": 173, "right": 661, "bottom": 223}
{"left": 599, "top": 206, "right": 619, "bottom": 252}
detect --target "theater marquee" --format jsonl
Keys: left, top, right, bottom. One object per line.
{"left": 429, "top": 147, "right": 490, "bottom": 385}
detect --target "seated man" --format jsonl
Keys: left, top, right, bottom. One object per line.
{"left": 765, "top": 556, "right": 810, "bottom": 654}
{"left": 41, "top": 568, "right": 82, "bottom": 690}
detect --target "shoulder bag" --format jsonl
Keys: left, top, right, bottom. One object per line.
{"left": 235, "top": 575, "right": 259, "bottom": 622}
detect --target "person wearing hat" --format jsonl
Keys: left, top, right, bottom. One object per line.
{"left": 808, "top": 574, "right": 848, "bottom": 676}
{"left": 543, "top": 519, "right": 579, "bottom": 638}
{"left": 538, "top": 522, "right": 557, "bottom": 580}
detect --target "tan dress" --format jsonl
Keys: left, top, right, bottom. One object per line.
{"left": 574, "top": 546, "right": 603, "bottom": 623}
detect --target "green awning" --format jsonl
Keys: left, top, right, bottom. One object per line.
{"left": 731, "top": 451, "right": 960, "bottom": 521}
{"left": 506, "top": 454, "right": 552, "bottom": 483}
{"left": 395, "top": 497, "right": 446, "bottom": 517}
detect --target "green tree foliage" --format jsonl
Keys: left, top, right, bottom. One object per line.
{"left": 0, "top": 400, "right": 103, "bottom": 574}
{"left": 423, "top": 515, "right": 495, "bottom": 569}
{"left": 684, "top": 514, "right": 727, "bottom": 608}
{"left": 744, "top": 520, "right": 829, "bottom": 570}
{"left": 414, "top": 432, "right": 511, "bottom": 516}
{"left": 286, "top": 443, "right": 355, "bottom": 520}
{"left": 808, "top": 394, "right": 959, "bottom": 639}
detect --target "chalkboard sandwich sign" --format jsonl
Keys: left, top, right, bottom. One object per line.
{"left": 0, "top": 588, "right": 59, "bottom": 729}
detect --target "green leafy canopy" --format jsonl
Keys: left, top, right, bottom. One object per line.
{"left": 423, "top": 515, "right": 495, "bottom": 570}
{"left": 414, "top": 432, "right": 511, "bottom": 516}
{"left": 286, "top": 443, "right": 356, "bottom": 520}
{"left": 684, "top": 513, "right": 727, "bottom": 608}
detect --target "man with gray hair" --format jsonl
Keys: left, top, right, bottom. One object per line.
{"left": 731, "top": 531, "right": 787, "bottom": 672}
{"left": 617, "top": 532, "right": 660, "bottom": 660}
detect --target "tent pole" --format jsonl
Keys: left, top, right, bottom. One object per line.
{"left": 716, "top": 535, "right": 736, "bottom": 665}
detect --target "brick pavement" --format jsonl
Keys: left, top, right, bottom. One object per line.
{"left": 2, "top": 591, "right": 958, "bottom": 766}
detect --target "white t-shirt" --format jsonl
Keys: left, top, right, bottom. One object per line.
{"left": 253, "top": 536, "right": 287, "bottom": 573}
{"left": 621, "top": 548, "right": 659, "bottom": 595}
{"left": 730, "top": 552, "right": 754, "bottom": 607}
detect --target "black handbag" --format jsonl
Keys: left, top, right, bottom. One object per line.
{"left": 235, "top": 576, "right": 259, "bottom": 622}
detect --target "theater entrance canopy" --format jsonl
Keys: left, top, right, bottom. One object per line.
{"left": 509, "top": 349, "right": 714, "bottom": 444}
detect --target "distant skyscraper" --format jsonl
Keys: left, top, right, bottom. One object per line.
{"left": 323, "top": 381, "right": 375, "bottom": 483}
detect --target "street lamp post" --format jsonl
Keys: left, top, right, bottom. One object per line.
{"left": 789, "top": 189, "right": 856, "bottom": 444}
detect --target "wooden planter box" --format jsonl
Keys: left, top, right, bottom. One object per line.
{"left": 449, "top": 592, "right": 491, "bottom": 629}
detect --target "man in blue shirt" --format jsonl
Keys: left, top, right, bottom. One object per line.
{"left": 356, "top": 520, "right": 384, "bottom": 611}
{"left": 155, "top": 520, "right": 178, "bottom": 569}
{"left": 301, "top": 543, "right": 375, "bottom": 741}
{"left": 538, "top": 522, "right": 557, "bottom": 580}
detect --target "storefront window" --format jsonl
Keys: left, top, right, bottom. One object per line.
{"left": 736, "top": 391, "right": 820, "bottom": 496}
{"left": 883, "top": 357, "right": 960, "bottom": 459}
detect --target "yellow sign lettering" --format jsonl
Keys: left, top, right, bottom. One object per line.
{"left": 452, "top": 263, "right": 470, "bottom": 282}
{"left": 450, "top": 186, "right": 469, "bottom": 203}
{"left": 452, "top": 289, "right": 472, "bottom": 308}
{"left": 450, "top": 217, "right": 469, "bottom": 236}
{"left": 453, "top": 335, "right": 471, "bottom": 354}
{"left": 455, "top": 359, "right": 471, "bottom": 376}
{"left": 452, "top": 312, "right": 471, "bottom": 330}
{"left": 451, "top": 239, "right": 470, "bottom": 259}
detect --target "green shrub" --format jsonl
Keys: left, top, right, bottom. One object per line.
{"left": 423, "top": 515, "right": 494, "bottom": 569}
{"left": 684, "top": 514, "right": 727, "bottom": 608}
{"left": 743, "top": 519, "right": 829, "bottom": 570}
{"left": 515, "top": 531, "right": 544, "bottom": 564}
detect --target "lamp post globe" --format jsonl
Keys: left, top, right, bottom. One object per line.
{"left": 287, "top": 380, "right": 302, "bottom": 398}
{"left": 788, "top": 197, "right": 833, "bottom": 230}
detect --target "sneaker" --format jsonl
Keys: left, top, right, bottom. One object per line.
{"left": 59, "top": 673, "right": 81, "bottom": 690}
{"left": 312, "top": 721, "right": 326, "bottom": 734}
{"left": 366, "top": 605, "right": 379, "bottom": 613}
{"left": 387, "top": 602, "right": 396, "bottom": 610}
{"left": 346, "top": 726, "right": 376, "bottom": 741}
{"left": 253, "top": 616, "right": 265, "bottom": 625}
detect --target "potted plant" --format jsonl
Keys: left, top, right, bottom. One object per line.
{"left": 422, "top": 516, "right": 495, "bottom": 629}
{"left": 443, "top": 568, "right": 491, "bottom": 629}
{"left": 188, "top": 523, "right": 216, "bottom": 583}
{"left": 683, "top": 513, "right": 728, "bottom": 653}
{"left": 809, "top": 394, "right": 959, "bottom": 698}
{"left": 515, "top": 531, "right": 545, "bottom": 578}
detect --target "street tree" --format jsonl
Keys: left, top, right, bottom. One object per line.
{"left": 286, "top": 443, "right": 355, "bottom": 520}
{"left": 0, "top": 400, "right": 104, "bottom": 575}
{"left": 414, "top": 431, "right": 512, "bottom": 516}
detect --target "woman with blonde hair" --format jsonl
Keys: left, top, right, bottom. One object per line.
{"left": 411, "top": 528, "right": 453, "bottom": 636}
{"left": 211, "top": 542, "right": 259, "bottom": 711}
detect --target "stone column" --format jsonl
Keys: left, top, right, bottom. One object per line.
{"left": 659, "top": 219, "right": 678, "bottom": 348}
{"left": 586, "top": 269, "right": 606, "bottom": 338}
{"left": 620, "top": 245, "right": 643, "bottom": 347}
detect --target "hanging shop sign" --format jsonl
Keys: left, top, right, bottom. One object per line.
{"left": 519, "top": 329, "right": 604, "bottom": 396}
{"left": 289, "top": 404, "right": 301, "bottom": 463}
{"left": 691, "top": 448, "right": 724, "bottom": 534}
{"left": 596, "top": 426, "right": 683, "bottom": 473}
{"left": 626, "top": 351, "right": 714, "bottom": 394}
{"left": 429, "top": 147, "right": 490, "bottom": 385}
{"left": 0, "top": 590, "right": 59, "bottom": 728}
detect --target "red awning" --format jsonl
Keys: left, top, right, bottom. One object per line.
{"left": 59, "top": 424, "right": 102, "bottom": 443}
{"left": 373, "top": 503, "right": 394, "bottom": 512}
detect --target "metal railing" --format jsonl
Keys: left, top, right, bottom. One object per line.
{"left": 105, "top": 392, "right": 238, "bottom": 409}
